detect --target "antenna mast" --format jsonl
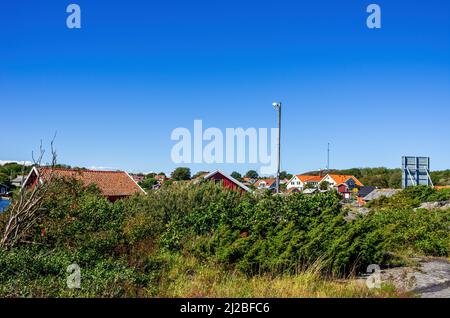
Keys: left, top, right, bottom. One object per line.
{"left": 327, "top": 142, "right": 330, "bottom": 172}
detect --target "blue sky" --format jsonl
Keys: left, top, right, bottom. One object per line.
{"left": 1, "top": 0, "right": 449, "bottom": 175}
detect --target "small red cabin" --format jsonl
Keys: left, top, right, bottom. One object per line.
{"left": 203, "top": 170, "right": 250, "bottom": 193}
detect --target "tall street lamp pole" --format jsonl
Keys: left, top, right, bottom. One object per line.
{"left": 272, "top": 102, "right": 282, "bottom": 194}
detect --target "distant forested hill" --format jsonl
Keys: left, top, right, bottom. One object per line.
{"left": 431, "top": 170, "right": 450, "bottom": 186}
{"left": 0, "top": 162, "right": 72, "bottom": 187}
{"left": 303, "top": 168, "right": 450, "bottom": 189}
{"left": 0, "top": 163, "right": 32, "bottom": 186}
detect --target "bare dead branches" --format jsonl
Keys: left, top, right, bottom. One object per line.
{"left": 0, "top": 135, "right": 58, "bottom": 249}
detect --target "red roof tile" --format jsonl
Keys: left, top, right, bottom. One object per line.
{"left": 296, "top": 175, "right": 323, "bottom": 183}
{"left": 255, "top": 179, "right": 276, "bottom": 187}
{"left": 38, "top": 168, "right": 145, "bottom": 197}
{"left": 326, "top": 174, "right": 364, "bottom": 187}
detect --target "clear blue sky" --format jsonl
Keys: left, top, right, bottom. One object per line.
{"left": 1, "top": 0, "right": 449, "bottom": 175}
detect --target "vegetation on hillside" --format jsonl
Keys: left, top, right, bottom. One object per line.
{"left": 0, "top": 163, "right": 32, "bottom": 187}
{"left": 0, "top": 179, "right": 448, "bottom": 297}
{"left": 367, "top": 185, "right": 450, "bottom": 209}
{"left": 304, "top": 168, "right": 450, "bottom": 188}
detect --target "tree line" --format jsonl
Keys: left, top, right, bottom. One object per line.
{"left": 3, "top": 162, "right": 449, "bottom": 191}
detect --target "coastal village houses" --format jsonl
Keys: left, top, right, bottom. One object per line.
{"left": 286, "top": 175, "right": 323, "bottom": 191}
{"left": 320, "top": 174, "right": 364, "bottom": 189}
{"left": 254, "top": 179, "right": 277, "bottom": 191}
{"left": 20, "top": 165, "right": 368, "bottom": 202}
{"left": 287, "top": 173, "right": 364, "bottom": 197}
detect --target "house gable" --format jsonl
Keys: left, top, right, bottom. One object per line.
{"left": 321, "top": 174, "right": 364, "bottom": 187}
{"left": 287, "top": 175, "right": 304, "bottom": 189}
{"left": 204, "top": 170, "right": 250, "bottom": 192}
{"left": 255, "top": 179, "right": 276, "bottom": 189}
{"left": 287, "top": 175, "right": 325, "bottom": 190}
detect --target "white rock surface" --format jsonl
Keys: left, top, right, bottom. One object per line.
{"left": 415, "top": 201, "right": 450, "bottom": 211}
{"left": 381, "top": 258, "right": 450, "bottom": 298}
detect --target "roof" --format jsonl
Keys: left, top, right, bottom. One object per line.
{"left": 190, "top": 171, "right": 210, "bottom": 184}
{"left": 363, "top": 189, "right": 400, "bottom": 201}
{"left": 130, "top": 174, "right": 144, "bottom": 182}
{"left": 303, "top": 188, "right": 318, "bottom": 194}
{"left": 242, "top": 177, "right": 257, "bottom": 184}
{"left": 358, "top": 186, "right": 377, "bottom": 198}
{"left": 34, "top": 167, "right": 146, "bottom": 197}
{"left": 193, "top": 172, "right": 209, "bottom": 180}
{"left": 203, "top": 170, "right": 250, "bottom": 192}
{"left": 12, "top": 176, "right": 26, "bottom": 182}
{"left": 325, "top": 174, "right": 364, "bottom": 187}
{"left": 435, "top": 186, "right": 450, "bottom": 190}
{"left": 295, "top": 175, "right": 323, "bottom": 183}
{"left": 255, "top": 179, "right": 276, "bottom": 187}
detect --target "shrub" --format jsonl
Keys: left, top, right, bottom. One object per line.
{"left": 0, "top": 180, "right": 448, "bottom": 297}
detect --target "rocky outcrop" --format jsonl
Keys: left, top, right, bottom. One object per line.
{"left": 380, "top": 258, "right": 450, "bottom": 298}
{"left": 415, "top": 201, "right": 450, "bottom": 211}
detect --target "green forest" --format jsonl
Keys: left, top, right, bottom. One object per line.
{"left": 0, "top": 163, "right": 32, "bottom": 186}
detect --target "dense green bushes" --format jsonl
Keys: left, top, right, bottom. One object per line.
{"left": 0, "top": 181, "right": 448, "bottom": 297}
{"left": 367, "top": 185, "right": 450, "bottom": 209}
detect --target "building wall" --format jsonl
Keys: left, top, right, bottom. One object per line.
{"left": 337, "top": 184, "right": 348, "bottom": 193}
{"left": 286, "top": 176, "right": 304, "bottom": 190}
{"left": 24, "top": 170, "right": 40, "bottom": 188}
{"left": 0, "top": 185, "right": 8, "bottom": 195}
{"left": 321, "top": 175, "right": 336, "bottom": 186}
{"left": 305, "top": 181, "right": 319, "bottom": 187}
{"left": 346, "top": 178, "right": 356, "bottom": 189}
{"left": 207, "top": 173, "right": 244, "bottom": 192}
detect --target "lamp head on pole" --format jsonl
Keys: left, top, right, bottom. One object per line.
{"left": 272, "top": 102, "right": 281, "bottom": 111}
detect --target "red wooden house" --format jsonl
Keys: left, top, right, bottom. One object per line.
{"left": 203, "top": 170, "right": 250, "bottom": 192}
{"left": 336, "top": 183, "right": 353, "bottom": 200}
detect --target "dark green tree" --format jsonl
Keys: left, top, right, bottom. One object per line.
{"left": 146, "top": 172, "right": 156, "bottom": 178}
{"left": 245, "top": 170, "right": 259, "bottom": 179}
{"left": 171, "top": 167, "right": 191, "bottom": 181}
{"left": 279, "top": 171, "right": 292, "bottom": 180}
{"left": 230, "top": 171, "right": 242, "bottom": 180}
{"left": 304, "top": 182, "right": 315, "bottom": 190}
{"left": 140, "top": 177, "right": 157, "bottom": 190}
{"left": 0, "top": 172, "right": 10, "bottom": 186}
{"left": 319, "top": 181, "right": 330, "bottom": 191}
{"left": 192, "top": 171, "right": 209, "bottom": 179}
